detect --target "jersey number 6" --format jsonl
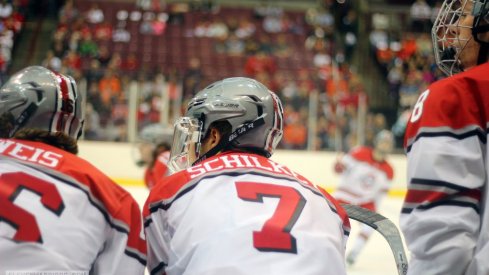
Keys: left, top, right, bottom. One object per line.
{"left": 0, "top": 172, "right": 65, "bottom": 243}
{"left": 235, "top": 181, "right": 306, "bottom": 254}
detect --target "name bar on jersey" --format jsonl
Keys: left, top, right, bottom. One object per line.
{"left": 187, "top": 153, "right": 309, "bottom": 184}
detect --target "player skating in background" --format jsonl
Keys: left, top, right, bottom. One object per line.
{"left": 333, "top": 130, "right": 395, "bottom": 266}
{"left": 401, "top": 0, "right": 489, "bottom": 274}
{"left": 143, "top": 77, "right": 351, "bottom": 275}
{"left": 136, "top": 123, "right": 173, "bottom": 189}
{"left": 0, "top": 66, "right": 146, "bottom": 274}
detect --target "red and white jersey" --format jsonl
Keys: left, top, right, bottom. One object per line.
{"left": 144, "top": 152, "right": 350, "bottom": 275}
{"left": 401, "top": 62, "right": 489, "bottom": 275}
{"left": 144, "top": 151, "right": 170, "bottom": 189}
{"left": 0, "top": 139, "right": 147, "bottom": 274}
{"left": 333, "top": 146, "right": 393, "bottom": 210}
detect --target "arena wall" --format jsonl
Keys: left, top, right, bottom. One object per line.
{"left": 78, "top": 141, "right": 408, "bottom": 197}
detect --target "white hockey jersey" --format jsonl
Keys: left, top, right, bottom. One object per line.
{"left": 144, "top": 152, "right": 350, "bottom": 275}
{"left": 333, "top": 146, "right": 393, "bottom": 210}
{"left": 0, "top": 139, "right": 147, "bottom": 274}
{"left": 401, "top": 62, "right": 489, "bottom": 275}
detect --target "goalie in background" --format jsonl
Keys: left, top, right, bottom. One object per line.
{"left": 333, "top": 129, "right": 394, "bottom": 266}
{"left": 135, "top": 123, "right": 173, "bottom": 189}
{"left": 401, "top": 0, "right": 489, "bottom": 274}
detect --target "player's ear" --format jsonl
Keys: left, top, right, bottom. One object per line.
{"left": 207, "top": 127, "right": 222, "bottom": 148}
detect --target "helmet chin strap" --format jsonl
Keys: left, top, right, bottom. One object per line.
{"left": 192, "top": 117, "right": 265, "bottom": 166}
{"left": 477, "top": 43, "right": 489, "bottom": 65}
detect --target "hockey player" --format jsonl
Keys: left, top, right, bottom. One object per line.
{"left": 136, "top": 123, "right": 173, "bottom": 188}
{"left": 143, "top": 77, "right": 351, "bottom": 275}
{"left": 401, "top": 0, "right": 489, "bottom": 274}
{"left": 0, "top": 66, "right": 146, "bottom": 274}
{"left": 333, "top": 130, "right": 394, "bottom": 266}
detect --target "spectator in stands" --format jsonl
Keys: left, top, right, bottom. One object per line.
{"left": 305, "top": 27, "right": 328, "bottom": 52}
{"left": 63, "top": 49, "right": 82, "bottom": 73}
{"left": 244, "top": 49, "right": 277, "bottom": 78}
{"left": 0, "top": 0, "right": 12, "bottom": 18}
{"left": 410, "top": 0, "right": 432, "bottom": 32}
{"left": 84, "top": 58, "right": 104, "bottom": 87}
{"left": 99, "top": 68, "right": 122, "bottom": 104}
{"left": 122, "top": 53, "right": 140, "bottom": 78}
{"left": 234, "top": 17, "right": 255, "bottom": 39}
{"left": 208, "top": 18, "right": 228, "bottom": 39}
{"left": 305, "top": 6, "right": 334, "bottom": 37}
{"left": 387, "top": 60, "right": 403, "bottom": 107}
{"left": 78, "top": 34, "right": 98, "bottom": 58}
{"left": 42, "top": 50, "right": 62, "bottom": 72}
{"left": 96, "top": 45, "right": 112, "bottom": 67}
{"left": 313, "top": 47, "right": 332, "bottom": 68}
{"left": 67, "top": 31, "right": 81, "bottom": 52}
{"left": 263, "top": 8, "right": 284, "bottom": 33}
{"left": 339, "top": 10, "right": 358, "bottom": 63}
{"left": 94, "top": 20, "right": 112, "bottom": 41}
{"left": 152, "top": 12, "right": 168, "bottom": 35}
{"left": 112, "top": 26, "right": 131, "bottom": 42}
{"left": 107, "top": 52, "right": 123, "bottom": 71}
{"left": 225, "top": 33, "right": 245, "bottom": 56}
{"left": 58, "top": 0, "right": 78, "bottom": 23}
{"left": 282, "top": 107, "right": 308, "bottom": 150}
{"left": 86, "top": 3, "right": 104, "bottom": 24}
{"left": 273, "top": 33, "right": 292, "bottom": 58}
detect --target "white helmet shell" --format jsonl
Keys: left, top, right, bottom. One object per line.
{"left": 186, "top": 77, "right": 284, "bottom": 158}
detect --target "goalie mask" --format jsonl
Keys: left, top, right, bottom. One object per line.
{"left": 0, "top": 66, "right": 84, "bottom": 139}
{"left": 432, "top": 0, "right": 489, "bottom": 75}
{"left": 168, "top": 77, "right": 284, "bottom": 173}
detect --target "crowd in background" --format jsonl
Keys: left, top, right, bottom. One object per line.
{"left": 370, "top": 0, "right": 444, "bottom": 145}
{"left": 5, "top": 0, "right": 439, "bottom": 152}
{"left": 35, "top": 0, "right": 384, "bottom": 153}
{"left": 0, "top": 0, "right": 26, "bottom": 84}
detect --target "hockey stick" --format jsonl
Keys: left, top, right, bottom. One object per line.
{"left": 341, "top": 204, "right": 408, "bottom": 275}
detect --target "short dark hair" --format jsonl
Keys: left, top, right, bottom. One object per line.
{"left": 13, "top": 129, "right": 79, "bottom": 154}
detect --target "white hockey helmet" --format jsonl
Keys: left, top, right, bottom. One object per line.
{"left": 0, "top": 66, "right": 84, "bottom": 139}
{"left": 139, "top": 123, "right": 174, "bottom": 145}
{"left": 432, "top": 0, "right": 489, "bottom": 75}
{"left": 135, "top": 123, "right": 174, "bottom": 167}
{"left": 374, "top": 129, "right": 394, "bottom": 155}
{"left": 168, "top": 77, "right": 284, "bottom": 172}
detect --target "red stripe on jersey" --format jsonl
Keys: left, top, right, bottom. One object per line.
{"left": 404, "top": 62, "right": 489, "bottom": 148}
{"left": 405, "top": 188, "right": 481, "bottom": 204}
{"left": 318, "top": 186, "right": 351, "bottom": 232}
{"left": 143, "top": 171, "right": 190, "bottom": 217}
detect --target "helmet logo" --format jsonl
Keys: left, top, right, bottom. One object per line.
{"left": 213, "top": 102, "right": 239, "bottom": 108}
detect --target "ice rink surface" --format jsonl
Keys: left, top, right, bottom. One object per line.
{"left": 127, "top": 186, "right": 407, "bottom": 275}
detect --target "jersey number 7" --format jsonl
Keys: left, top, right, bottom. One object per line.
{"left": 0, "top": 172, "right": 65, "bottom": 243}
{"left": 235, "top": 181, "right": 306, "bottom": 254}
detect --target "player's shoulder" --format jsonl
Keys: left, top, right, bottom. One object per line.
{"left": 3, "top": 139, "right": 137, "bottom": 214}
{"left": 349, "top": 146, "right": 373, "bottom": 161}
{"left": 144, "top": 170, "right": 190, "bottom": 203}
{"left": 404, "top": 65, "right": 489, "bottom": 149}
{"left": 143, "top": 170, "right": 190, "bottom": 216}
